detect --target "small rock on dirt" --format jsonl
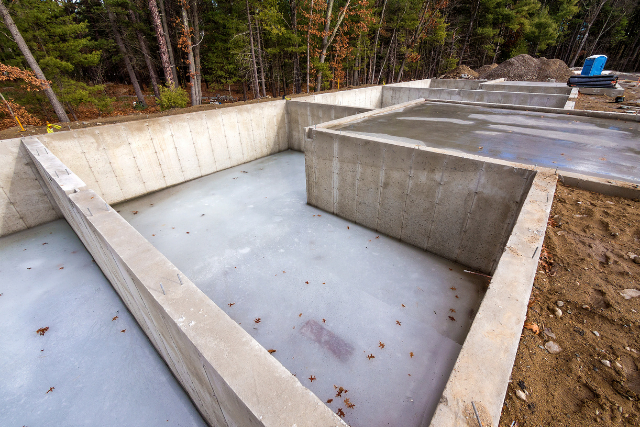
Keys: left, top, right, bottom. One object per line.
{"left": 543, "top": 327, "right": 556, "bottom": 339}
{"left": 592, "top": 331, "right": 600, "bottom": 337}
{"left": 620, "top": 289, "right": 640, "bottom": 299}
{"left": 601, "top": 359, "right": 611, "bottom": 368}
{"left": 553, "top": 307, "right": 563, "bottom": 317}
{"left": 516, "top": 390, "right": 527, "bottom": 401}
{"left": 556, "top": 301, "right": 564, "bottom": 307}
{"left": 545, "top": 341, "right": 562, "bottom": 354}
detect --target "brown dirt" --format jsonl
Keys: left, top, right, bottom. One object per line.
{"left": 480, "top": 54, "right": 572, "bottom": 82}
{"left": 475, "top": 63, "right": 498, "bottom": 76}
{"left": 499, "top": 183, "right": 640, "bottom": 427}
{"left": 444, "top": 65, "right": 479, "bottom": 79}
{"left": 575, "top": 83, "right": 640, "bottom": 114}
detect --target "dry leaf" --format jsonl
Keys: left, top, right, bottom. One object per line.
{"left": 524, "top": 322, "right": 540, "bottom": 335}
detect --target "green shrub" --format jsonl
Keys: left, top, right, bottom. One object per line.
{"left": 158, "top": 84, "right": 189, "bottom": 110}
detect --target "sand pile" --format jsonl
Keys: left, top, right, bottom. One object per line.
{"left": 479, "top": 54, "right": 572, "bottom": 81}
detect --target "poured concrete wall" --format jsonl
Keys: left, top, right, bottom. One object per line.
{"left": 0, "top": 139, "right": 60, "bottom": 236}
{"left": 293, "top": 86, "right": 383, "bottom": 109}
{"left": 22, "top": 136, "right": 347, "bottom": 427}
{"left": 381, "top": 86, "right": 569, "bottom": 108}
{"left": 286, "top": 101, "right": 374, "bottom": 152}
{"left": 304, "top": 129, "right": 535, "bottom": 274}
{"left": 429, "top": 170, "right": 556, "bottom": 427}
{"left": 0, "top": 101, "right": 288, "bottom": 237}
{"left": 480, "top": 83, "right": 573, "bottom": 94}
{"left": 428, "top": 79, "right": 482, "bottom": 90}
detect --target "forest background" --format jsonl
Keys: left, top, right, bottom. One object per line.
{"left": 1, "top": 0, "right": 639, "bottom": 128}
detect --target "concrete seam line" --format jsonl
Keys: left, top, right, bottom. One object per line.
{"left": 398, "top": 149, "right": 416, "bottom": 243}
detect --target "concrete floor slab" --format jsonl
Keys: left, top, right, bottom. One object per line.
{"left": 114, "top": 151, "right": 488, "bottom": 427}
{"left": 333, "top": 101, "right": 640, "bottom": 183}
{"left": 0, "top": 220, "right": 207, "bottom": 427}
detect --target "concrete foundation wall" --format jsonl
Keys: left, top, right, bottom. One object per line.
{"left": 429, "top": 170, "right": 556, "bottom": 427}
{"left": 481, "top": 83, "right": 573, "bottom": 95}
{"left": 293, "top": 86, "right": 383, "bottom": 109}
{"left": 428, "top": 79, "right": 483, "bottom": 90}
{"left": 22, "top": 136, "right": 347, "bottom": 427}
{"left": 304, "top": 129, "right": 535, "bottom": 274}
{"left": 286, "top": 101, "right": 374, "bottom": 152}
{"left": 386, "top": 79, "right": 432, "bottom": 88}
{"left": 0, "top": 138, "right": 60, "bottom": 236}
{"left": 0, "top": 101, "right": 288, "bottom": 237}
{"left": 381, "top": 86, "right": 569, "bottom": 108}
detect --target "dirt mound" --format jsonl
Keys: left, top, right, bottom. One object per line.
{"left": 474, "top": 63, "right": 498, "bottom": 76}
{"left": 480, "top": 54, "right": 540, "bottom": 80}
{"left": 443, "top": 65, "right": 479, "bottom": 79}
{"left": 479, "top": 54, "right": 572, "bottom": 82}
{"left": 536, "top": 57, "right": 573, "bottom": 81}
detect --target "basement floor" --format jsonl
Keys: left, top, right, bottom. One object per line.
{"left": 115, "top": 150, "right": 489, "bottom": 427}
{"left": 0, "top": 220, "right": 207, "bottom": 427}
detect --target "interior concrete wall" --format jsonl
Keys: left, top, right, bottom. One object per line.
{"left": 304, "top": 128, "right": 535, "bottom": 274}
{"left": 22, "top": 136, "right": 347, "bottom": 427}
{"left": 480, "top": 83, "right": 573, "bottom": 94}
{"left": 286, "top": 101, "right": 374, "bottom": 152}
{"left": 0, "top": 138, "right": 60, "bottom": 236}
{"left": 293, "top": 85, "right": 383, "bottom": 109}
{"left": 429, "top": 170, "right": 556, "bottom": 427}
{"left": 381, "top": 86, "right": 570, "bottom": 108}
{"left": 428, "top": 79, "right": 482, "bottom": 90}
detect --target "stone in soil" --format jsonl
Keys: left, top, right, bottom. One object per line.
{"left": 545, "top": 341, "right": 562, "bottom": 354}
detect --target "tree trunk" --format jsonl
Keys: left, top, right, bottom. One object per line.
{"left": 569, "top": 0, "right": 608, "bottom": 68}
{"left": 158, "top": 0, "right": 179, "bottom": 84}
{"left": 129, "top": 9, "right": 160, "bottom": 98}
{"left": 190, "top": 0, "right": 202, "bottom": 104}
{"left": 246, "top": 0, "right": 260, "bottom": 99}
{"left": 289, "top": 0, "right": 301, "bottom": 93}
{"left": 255, "top": 18, "right": 267, "bottom": 98}
{"left": 148, "top": 0, "right": 174, "bottom": 87}
{"left": 315, "top": 0, "right": 351, "bottom": 92}
{"left": 106, "top": 7, "right": 147, "bottom": 106}
{"left": 0, "top": 0, "right": 69, "bottom": 122}
{"left": 354, "top": 33, "right": 360, "bottom": 86}
{"left": 369, "top": 0, "right": 388, "bottom": 84}
{"left": 460, "top": 0, "right": 480, "bottom": 63}
{"left": 242, "top": 81, "right": 247, "bottom": 101}
{"left": 181, "top": 4, "right": 198, "bottom": 106}
{"left": 306, "top": 0, "right": 314, "bottom": 93}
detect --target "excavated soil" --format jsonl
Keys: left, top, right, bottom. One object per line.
{"left": 443, "top": 65, "right": 479, "bottom": 79}
{"left": 499, "top": 183, "right": 640, "bottom": 427}
{"left": 575, "top": 84, "right": 640, "bottom": 114}
{"left": 480, "top": 54, "right": 572, "bottom": 82}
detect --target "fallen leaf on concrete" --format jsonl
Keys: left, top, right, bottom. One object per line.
{"left": 267, "top": 349, "right": 276, "bottom": 354}
{"left": 36, "top": 327, "right": 49, "bottom": 336}
{"left": 524, "top": 322, "right": 540, "bottom": 335}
